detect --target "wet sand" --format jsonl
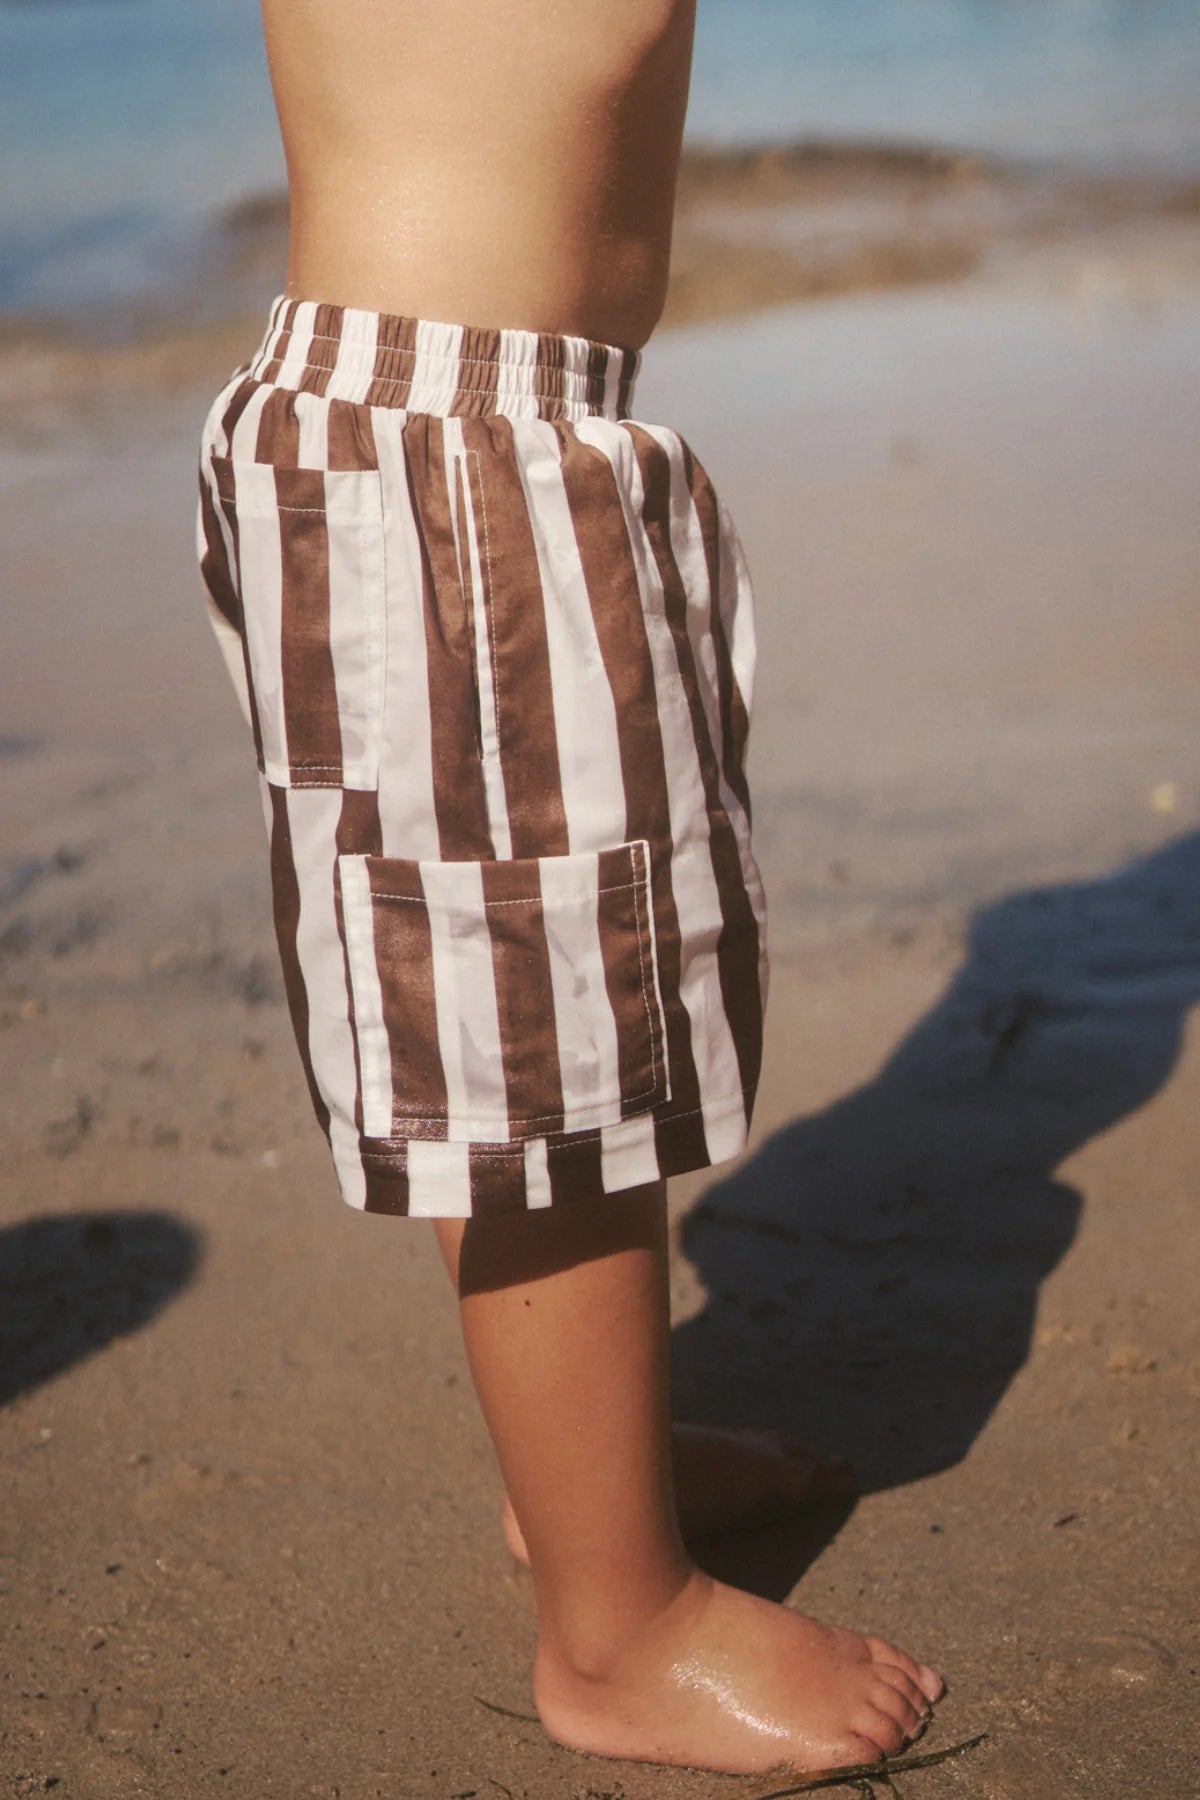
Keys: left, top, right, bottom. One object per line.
{"left": 1, "top": 169, "right": 1199, "bottom": 1796}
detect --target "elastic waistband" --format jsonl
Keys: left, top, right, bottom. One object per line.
{"left": 245, "top": 294, "right": 642, "bottom": 423}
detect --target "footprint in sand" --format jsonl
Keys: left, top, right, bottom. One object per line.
{"left": 1042, "top": 1631, "right": 1176, "bottom": 1693}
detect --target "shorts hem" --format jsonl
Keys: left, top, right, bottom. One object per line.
{"left": 339, "top": 1088, "right": 757, "bottom": 1218}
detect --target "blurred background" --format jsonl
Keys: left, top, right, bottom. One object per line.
{"left": 2, "top": 5, "right": 1198, "bottom": 1796}
{"left": 1, "top": 0, "right": 1198, "bottom": 334}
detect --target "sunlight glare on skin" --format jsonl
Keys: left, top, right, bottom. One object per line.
{"left": 668, "top": 1656, "right": 794, "bottom": 1743}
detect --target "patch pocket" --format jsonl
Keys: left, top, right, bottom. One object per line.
{"left": 209, "top": 454, "right": 386, "bottom": 789}
{"left": 336, "top": 839, "right": 670, "bottom": 1143}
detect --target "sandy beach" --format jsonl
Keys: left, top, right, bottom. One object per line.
{"left": 2, "top": 150, "right": 1198, "bottom": 1797}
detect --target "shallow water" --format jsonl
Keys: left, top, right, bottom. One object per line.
{"left": 1, "top": 0, "right": 1198, "bottom": 319}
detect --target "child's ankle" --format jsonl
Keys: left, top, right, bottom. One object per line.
{"left": 536, "top": 1563, "right": 709, "bottom": 1683}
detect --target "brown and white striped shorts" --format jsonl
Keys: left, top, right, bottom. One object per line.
{"left": 195, "top": 294, "right": 768, "bottom": 1218}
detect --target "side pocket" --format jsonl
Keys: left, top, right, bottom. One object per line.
{"left": 208, "top": 454, "right": 386, "bottom": 789}
{"left": 337, "top": 839, "right": 670, "bottom": 1143}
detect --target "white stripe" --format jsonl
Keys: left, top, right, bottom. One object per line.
{"left": 575, "top": 418, "right": 744, "bottom": 1143}
{"left": 497, "top": 327, "right": 537, "bottom": 418}
{"left": 707, "top": 472, "right": 770, "bottom": 1012}
{"left": 421, "top": 859, "right": 510, "bottom": 1138}
{"left": 408, "top": 319, "right": 465, "bottom": 416}
{"left": 372, "top": 411, "right": 442, "bottom": 857}
{"left": 695, "top": 1092, "right": 749, "bottom": 1168}
{"left": 325, "top": 467, "right": 386, "bottom": 788}
{"left": 198, "top": 376, "right": 261, "bottom": 729}
{"left": 716, "top": 493, "right": 758, "bottom": 721}
{"left": 643, "top": 425, "right": 742, "bottom": 824}
{"left": 326, "top": 307, "right": 379, "bottom": 405}
{"left": 287, "top": 803, "right": 369, "bottom": 1210}
{"left": 444, "top": 421, "right": 511, "bottom": 855}
{"left": 407, "top": 1140, "right": 472, "bottom": 1217}
{"left": 560, "top": 334, "right": 590, "bottom": 423}
{"left": 538, "top": 849, "right": 624, "bottom": 1130}
{"left": 335, "top": 853, "right": 392, "bottom": 1141}
{"left": 199, "top": 576, "right": 252, "bottom": 731}
{"left": 273, "top": 301, "right": 319, "bottom": 391}
{"left": 292, "top": 389, "right": 328, "bottom": 468}
{"left": 600, "top": 1114, "right": 661, "bottom": 1193}
{"left": 228, "top": 459, "right": 289, "bottom": 785}
{"left": 255, "top": 768, "right": 273, "bottom": 839}
{"left": 523, "top": 1137, "right": 553, "bottom": 1208}
{"left": 602, "top": 346, "right": 623, "bottom": 421}
{"left": 250, "top": 296, "right": 289, "bottom": 378}
{"left": 510, "top": 418, "right": 628, "bottom": 852}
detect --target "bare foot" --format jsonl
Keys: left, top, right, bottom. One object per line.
{"left": 535, "top": 1568, "right": 945, "bottom": 1775}
{"left": 501, "top": 1424, "right": 856, "bottom": 1564}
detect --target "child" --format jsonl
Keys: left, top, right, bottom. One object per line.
{"left": 194, "top": 0, "right": 943, "bottom": 1773}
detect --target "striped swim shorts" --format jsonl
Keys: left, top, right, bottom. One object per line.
{"left": 194, "top": 294, "right": 768, "bottom": 1218}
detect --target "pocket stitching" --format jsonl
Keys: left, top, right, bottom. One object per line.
{"left": 367, "top": 878, "right": 639, "bottom": 907}
{"left": 468, "top": 448, "right": 504, "bottom": 759}
{"left": 340, "top": 842, "right": 667, "bottom": 1136}
{"left": 208, "top": 456, "right": 387, "bottom": 790}
{"left": 627, "top": 843, "right": 665, "bottom": 1104}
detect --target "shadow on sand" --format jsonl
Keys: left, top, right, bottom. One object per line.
{"left": 0, "top": 1210, "right": 203, "bottom": 1408}
{"left": 673, "top": 831, "right": 1200, "bottom": 1593}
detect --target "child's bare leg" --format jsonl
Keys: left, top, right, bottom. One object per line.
{"left": 434, "top": 1183, "right": 942, "bottom": 1775}
{"left": 433, "top": 1222, "right": 856, "bottom": 1559}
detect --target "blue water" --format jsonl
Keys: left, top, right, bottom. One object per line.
{"left": 1, "top": 0, "right": 1198, "bottom": 319}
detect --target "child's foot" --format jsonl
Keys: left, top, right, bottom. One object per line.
{"left": 534, "top": 1568, "right": 944, "bottom": 1775}
{"left": 501, "top": 1423, "right": 855, "bottom": 1564}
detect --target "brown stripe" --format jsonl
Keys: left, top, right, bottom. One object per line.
{"left": 452, "top": 454, "right": 484, "bottom": 761}
{"left": 203, "top": 365, "right": 258, "bottom": 794}
{"left": 546, "top": 1129, "right": 603, "bottom": 1204}
{"left": 369, "top": 311, "right": 420, "bottom": 407}
{"left": 657, "top": 1106, "right": 743, "bottom": 1185}
{"left": 596, "top": 841, "right": 667, "bottom": 1118}
{"left": 325, "top": 399, "right": 378, "bottom": 472}
{"left": 295, "top": 301, "right": 344, "bottom": 398}
{"left": 459, "top": 416, "right": 570, "bottom": 857}
{"left": 335, "top": 788, "right": 383, "bottom": 858}
{"left": 544, "top": 333, "right": 574, "bottom": 421}
{"left": 537, "top": 330, "right": 565, "bottom": 400}
{"left": 210, "top": 454, "right": 266, "bottom": 773}
{"left": 401, "top": 416, "right": 493, "bottom": 859}
{"left": 198, "top": 466, "right": 240, "bottom": 634}
{"left": 556, "top": 424, "right": 707, "bottom": 1168}
{"left": 587, "top": 340, "right": 609, "bottom": 400}
{"left": 617, "top": 347, "right": 638, "bottom": 418}
{"left": 454, "top": 323, "right": 502, "bottom": 414}
{"left": 362, "top": 1153, "right": 411, "bottom": 1216}
{"left": 275, "top": 466, "right": 344, "bottom": 783}
{"left": 468, "top": 1144, "right": 527, "bottom": 1216}
{"left": 214, "top": 373, "right": 262, "bottom": 457}
{"left": 254, "top": 385, "right": 302, "bottom": 469}
{"left": 480, "top": 858, "right": 565, "bottom": 1136}
{"left": 268, "top": 785, "right": 330, "bottom": 1138}
{"left": 333, "top": 792, "right": 384, "bottom": 1136}
{"left": 361, "top": 857, "right": 450, "bottom": 1138}
{"left": 628, "top": 426, "right": 763, "bottom": 1101}
{"left": 682, "top": 442, "right": 752, "bottom": 819}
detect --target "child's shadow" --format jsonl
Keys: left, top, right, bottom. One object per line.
{"left": 672, "top": 831, "right": 1200, "bottom": 1595}
{"left": 0, "top": 1211, "right": 202, "bottom": 1407}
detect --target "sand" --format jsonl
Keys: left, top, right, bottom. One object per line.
{"left": 1, "top": 171, "right": 1198, "bottom": 1797}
